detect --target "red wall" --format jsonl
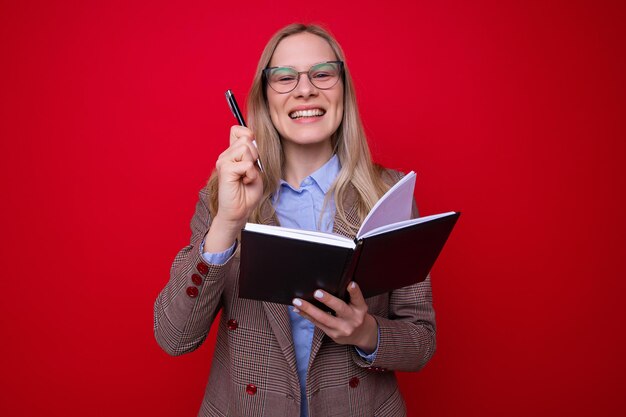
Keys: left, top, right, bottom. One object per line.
{"left": 1, "top": 1, "right": 625, "bottom": 416}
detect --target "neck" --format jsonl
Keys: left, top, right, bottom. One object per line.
{"left": 282, "top": 141, "right": 334, "bottom": 187}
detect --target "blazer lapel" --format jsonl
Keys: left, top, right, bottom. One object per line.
{"left": 262, "top": 302, "right": 299, "bottom": 377}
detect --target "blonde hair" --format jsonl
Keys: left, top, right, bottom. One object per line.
{"left": 208, "top": 23, "right": 388, "bottom": 233}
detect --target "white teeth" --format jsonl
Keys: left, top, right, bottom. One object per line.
{"left": 289, "top": 109, "right": 325, "bottom": 119}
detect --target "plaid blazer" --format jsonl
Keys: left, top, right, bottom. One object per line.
{"left": 154, "top": 169, "right": 436, "bottom": 417}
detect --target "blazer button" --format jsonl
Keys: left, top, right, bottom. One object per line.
{"left": 186, "top": 286, "right": 199, "bottom": 298}
{"left": 191, "top": 274, "right": 203, "bottom": 286}
{"left": 227, "top": 319, "right": 238, "bottom": 330}
{"left": 349, "top": 377, "right": 359, "bottom": 388}
{"left": 196, "top": 262, "right": 209, "bottom": 276}
{"left": 246, "top": 384, "right": 257, "bottom": 395}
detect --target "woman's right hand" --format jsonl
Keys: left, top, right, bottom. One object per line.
{"left": 204, "top": 126, "right": 263, "bottom": 253}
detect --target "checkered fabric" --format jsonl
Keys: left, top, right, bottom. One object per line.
{"left": 154, "top": 169, "right": 436, "bottom": 417}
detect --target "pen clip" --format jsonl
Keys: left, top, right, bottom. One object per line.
{"left": 225, "top": 89, "right": 246, "bottom": 127}
{"left": 225, "top": 90, "right": 236, "bottom": 118}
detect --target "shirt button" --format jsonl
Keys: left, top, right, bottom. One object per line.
{"left": 186, "top": 286, "right": 199, "bottom": 298}
{"left": 227, "top": 319, "right": 238, "bottom": 330}
{"left": 191, "top": 274, "right": 203, "bottom": 286}
{"left": 349, "top": 377, "right": 359, "bottom": 388}
{"left": 246, "top": 384, "right": 257, "bottom": 395}
{"left": 196, "top": 262, "right": 209, "bottom": 276}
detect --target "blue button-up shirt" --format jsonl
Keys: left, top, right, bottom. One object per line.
{"left": 202, "top": 155, "right": 376, "bottom": 417}
{"left": 272, "top": 155, "right": 339, "bottom": 417}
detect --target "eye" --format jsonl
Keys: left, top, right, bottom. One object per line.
{"left": 270, "top": 68, "right": 297, "bottom": 84}
{"left": 310, "top": 63, "right": 339, "bottom": 80}
{"left": 277, "top": 75, "right": 297, "bottom": 82}
{"left": 311, "top": 71, "right": 332, "bottom": 80}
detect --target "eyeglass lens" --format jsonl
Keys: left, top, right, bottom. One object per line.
{"left": 266, "top": 62, "right": 341, "bottom": 93}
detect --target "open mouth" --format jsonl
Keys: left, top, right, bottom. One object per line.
{"left": 289, "top": 108, "right": 326, "bottom": 119}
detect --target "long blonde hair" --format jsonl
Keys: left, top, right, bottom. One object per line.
{"left": 208, "top": 23, "right": 388, "bottom": 233}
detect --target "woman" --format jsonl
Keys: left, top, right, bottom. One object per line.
{"left": 154, "top": 23, "right": 436, "bottom": 417}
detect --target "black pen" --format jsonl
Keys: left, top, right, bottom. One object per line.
{"left": 225, "top": 89, "right": 264, "bottom": 172}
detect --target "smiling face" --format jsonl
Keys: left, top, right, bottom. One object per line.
{"left": 266, "top": 32, "right": 344, "bottom": 153}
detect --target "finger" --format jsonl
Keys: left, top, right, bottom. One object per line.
{"left": 312, "top": 289, "right": 351, "bottom": 317}
{"left": 240, "top": 160, "right": 259, "bottom": 185}
{"left": 228, "top": 125, "right": 258, "bottom": 161}
{"left": 292, "top": 297, "right": 339, "bottom": 329}
{"left": 346, "top": 281, "right": 367, "bottom": 309}
{"left": 216, "top": 150, "right": 259, "bottom": 187}
{"left": 294, "top": 310, "right": 335, "bottom": 337}
{"left": 230, "top": 137, "right": 259, "bottom": 164}
{"left": 220, "top": 142, "right": 258, "bottom": 168}
{"left": 229, "top": 125, "right": 254, "bottom": 146}
{"left": 227, "top": 159, "right": 259, "bottom": 184}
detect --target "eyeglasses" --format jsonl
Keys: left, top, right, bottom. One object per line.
{"left": 263, "top": 61, "right": 344, "bottom": 94}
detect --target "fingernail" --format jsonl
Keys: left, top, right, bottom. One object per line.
{"left": 292, "top": 307, "right": 300, "bottom": 313}
{"left": 314, "top": 290, "right": 324, "bottom": 299}
{"left": 292, "top": 298, "right": 302, "bottom": 307}
{"left": 350, "top": 282, "right": 356, "bottom": 289}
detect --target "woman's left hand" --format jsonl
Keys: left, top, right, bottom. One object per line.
{"left": 292, "top": 282, "right": 378, "bottom": 354}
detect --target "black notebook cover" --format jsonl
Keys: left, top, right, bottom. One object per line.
{"left": 353, "top": 213, "right": 460, "bottom": 297}
{"left": 239, "top": 231, "right": 354, "bottom": 305}
{"left": 238, "top": 212, "right": 460, "bottom": 307}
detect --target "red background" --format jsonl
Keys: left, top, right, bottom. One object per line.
{"left": 1, "top": 1, "right": 625, "bottom": 416}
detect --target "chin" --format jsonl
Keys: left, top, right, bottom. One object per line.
{"left": 283, "top": 136, "right": 331, "bottom": 147}
{"left": 288, "top": 129, "right": 335, "bottom": 143}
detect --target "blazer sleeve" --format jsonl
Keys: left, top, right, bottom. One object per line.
{"left": 153, "top": 186, "right": 231, "bottom": 356}
{"left": 352, "top": 169, "right": 437, "bottom": 372}
{"left": 357, "top": 277, "right": 436, "bottom": 372}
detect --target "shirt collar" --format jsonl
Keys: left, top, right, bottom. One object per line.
{"left": 307, "top": 154, "right": 340, "bottom": 194}
{"left": 274, "top": 154, "right": 341, "bottom": 198}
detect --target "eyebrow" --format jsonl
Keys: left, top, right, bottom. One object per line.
{"left": 267, "top": 61, "right": 336, "bottom": 70}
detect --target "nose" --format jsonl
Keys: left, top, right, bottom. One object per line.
{"left": 293, "top": 72, "right": 317, "bottom": 97}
